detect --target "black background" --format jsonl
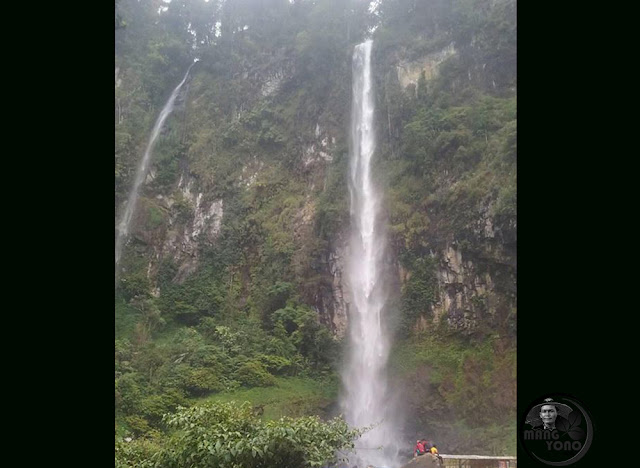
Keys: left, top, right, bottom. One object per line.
{"left": 24, "top": 0, "right": 613, "bottom": 464}
{"left": 516, "top": 2, "right": 609, "bottom": 465}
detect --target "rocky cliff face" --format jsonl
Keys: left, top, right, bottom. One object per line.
{"left": 431, "top": 215, "right": 516, "bottom": 334}
{"left": 118, "top": 20, "right": 514, "bottom": 340}
{"left": 117, "top": 55, "right": 354, "bottom": 332}
{"left": 397, "top": 200, "right": 516, "bottom": 336}
{"left": 396, "top": 43, "right": 456, "bottom": 90}
{"left": 297, "top": 123, "right": 349, "bottom": 337}
{"left": 160, "top": 175, "right": 224, "bottom": 283}
{"left": 383, "top": 42, "right": 516, "bottom": 337}
{"left": 125, "top": 173, "right": 224, "bottom": 289}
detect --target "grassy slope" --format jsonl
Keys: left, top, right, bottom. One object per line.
{"left": 198, "top": 375, "right": 339, "bottom": 421}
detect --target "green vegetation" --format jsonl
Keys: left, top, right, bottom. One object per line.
{"left": 389, "top": 332, "right": 516, "bottom": 455}
{"left": 202, "top": 376, "right": 339, "bottom": 420}
{"left": 115, "top": 401, "right": 361, "bottom": 468}
{"left": 398, "top": 257, "right": 439, "bottom": 335}
{"left": 375, "top": 0, "right": 517, "bottom": 343}
{"left": 115, "top": 255, "right": 342, "bottom": 439}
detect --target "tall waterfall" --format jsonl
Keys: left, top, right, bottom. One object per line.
{"left": 115, "top": 61, "right": 197, "bottom": 267}
{"left": 342, "top": 40, "right": 400, "bottom": 468}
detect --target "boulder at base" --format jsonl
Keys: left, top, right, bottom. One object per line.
{"left": 399, "top": 455, "right": 441, "bottom": 468}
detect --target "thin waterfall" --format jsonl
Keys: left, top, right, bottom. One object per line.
{"left": 115, "top": 61, "right": 198, "bottom": 268}
{"left": 341, "top": 40, "right": 400, "bottom": 468}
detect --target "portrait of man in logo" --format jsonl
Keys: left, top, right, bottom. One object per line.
{"left": 521, "top": 396, "right": 593, "bottom": 466}
{"left": 526, "top": 397, "right": 572, "bottom": 431}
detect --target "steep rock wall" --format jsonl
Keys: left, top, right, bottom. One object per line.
{"left": 383, "top": 43, "right": 516, "bottom": 336}
{"left": 118, "top": 55, "right": 352, "bottom": 335}
{"left": 396, "top": 42, "right": 456, "bottom": 90}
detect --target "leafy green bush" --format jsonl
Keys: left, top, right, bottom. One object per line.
{"left": 235, "top": 361, "right": 277, "bottom": 388}
{"left": 115, "top": 339, "right": 134, "bottom": 373}
{"left": 123, "top": 415, "right": 154, "bottom": 438}
{"left": 257, "top": 354, "right": 295, "bottom": 376}
{"left": 154, "top": 401, "right": 362, "bottom": 468}
{"left": 272, "top": 305, "right": 305, "bottom": 335}
{"left": 184, "top": 367, "right": 226, "bottom": 396}
{"left": 116, "top": 372, "right": 146, "bottom": 415}
{"left": 115, "top": 436, "right": 160, "bottom": 468}
{"left": 141, "top": 390, "right": 188, "bottom": 425}
{"left": 119, "top": 271, "right": 151, "bottom": 302}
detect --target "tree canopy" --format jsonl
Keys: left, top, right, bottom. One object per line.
{"left": 115, "top": 401, "right": 362, "bottom": 468}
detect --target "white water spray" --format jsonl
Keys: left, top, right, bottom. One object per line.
{"left": 342, "top": 40, "right": 400, "bottom": 468}
{"left": 115, "top": 61, "right": 198, "bottom": 267}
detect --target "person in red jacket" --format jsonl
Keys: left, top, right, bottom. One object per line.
{"left": 414, "top": 439, "right": 426, "bottom": 457}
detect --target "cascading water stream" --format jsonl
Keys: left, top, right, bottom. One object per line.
{"left": 115, "top": 60, "right": 198, "bottom": 268}
{"left": 341, "top": 40, "right": 401, "bottom": 468}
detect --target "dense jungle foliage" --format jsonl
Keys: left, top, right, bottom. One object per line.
{"left": 115, "top": 0, "right": 516, "bottom": 465}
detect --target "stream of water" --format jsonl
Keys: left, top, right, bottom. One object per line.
{"left": 115, "top": 61, "right": 198, "bottom": 267}
{"left": 341, "top": 39, "right": 401, "bottom": 468}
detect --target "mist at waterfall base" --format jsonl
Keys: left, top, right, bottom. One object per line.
{"left": 340, "top": 40, "right": 405, "bottom": 468}
{"left": 115, "top": 60, "right": 198, "bottom": 268}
